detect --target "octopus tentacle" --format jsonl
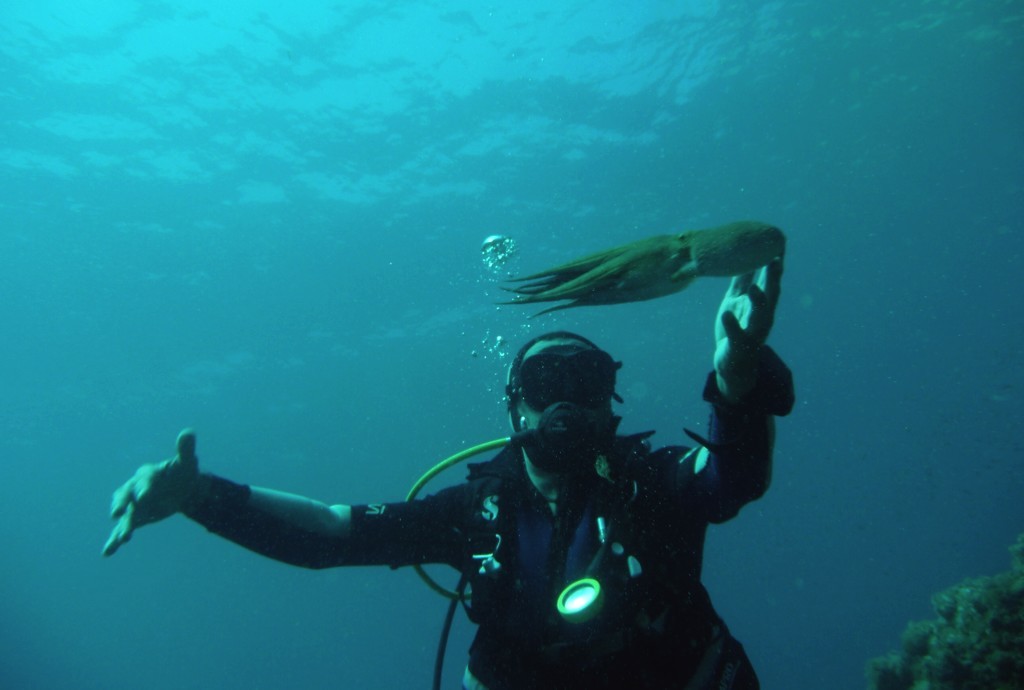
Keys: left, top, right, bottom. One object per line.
{"left": 504, "top": 249, "right": 640, "bottom": 301}
{"left": 505, "top": 246, "right": 636, "bottom": 294}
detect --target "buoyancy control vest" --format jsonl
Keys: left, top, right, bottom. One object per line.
{"left": 460, "top": 433, "right": 722, "bottom": 669}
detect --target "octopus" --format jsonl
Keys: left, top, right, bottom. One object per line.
{"left": 502, "top": 220, "right": 785, "bottom": 315}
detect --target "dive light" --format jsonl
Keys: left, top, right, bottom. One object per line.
{"left": 555, "top": 515, "right": 643, "bottom": 624}
{"left": 557, "top": 577, "right": 604, "bottom": 624}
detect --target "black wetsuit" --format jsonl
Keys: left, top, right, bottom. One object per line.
{"left": 183, "top": 347, "right": 794, "bottom": 690}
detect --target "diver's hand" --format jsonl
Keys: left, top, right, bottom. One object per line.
{"left": 103, "top": 429, "right": 201, "bottom": 557}
{"left": 714, "top": 258, "right": 783, "bottom": 403}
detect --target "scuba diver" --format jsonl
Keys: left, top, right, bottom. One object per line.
{"left": 103, "top": 259, "right": 793, "bottom": 690}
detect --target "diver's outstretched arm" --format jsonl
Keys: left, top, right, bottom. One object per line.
{"left": 103, "top": 429, "right": 350, "bottom": 557}
{"left": 247, "top": 487, "right": 351, "bottom": 538}
{"left": 713, "top": 257, "right": 783, "bottom": 403}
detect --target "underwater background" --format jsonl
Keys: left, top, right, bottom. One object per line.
{"left": 1, "top": 1, "right": 1021, "bottom": 688}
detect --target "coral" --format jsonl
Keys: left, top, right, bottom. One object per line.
{"left": 866, "top": 532, "right": 1024, "bottom": 690}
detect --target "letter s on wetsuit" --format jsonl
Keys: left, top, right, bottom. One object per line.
{"left": 181, "top": 346, "right": 794, "bottom": 690}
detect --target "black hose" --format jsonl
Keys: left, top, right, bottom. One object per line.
{"left": 433, "top": 573, "right": 469, "bottom": 690}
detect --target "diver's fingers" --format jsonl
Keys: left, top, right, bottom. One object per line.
{"left": 747, "top": 282, "right": 768, "bottom": 315}
{"left": 747, "top": 262, "right": 785, "bottom": 345}
{"left": 759, "top": 257, "right": 784, "bottom": 310}
{"left": 729, "top": 271, "right": 755, "bottom": 298}
{"left": 176, "top": 428, "right": 197, "bottom": 466}
{"left": 109, "top": 481, "right": 133, "bottom": 519}
{"left": 720, "top": 310, "right": 747, "bottom": 345}
{"left": 746, "top": 283, "right": 773, "bottom": 338}
{"left": 102, "top": 504, "right": 135, "bottom": 557}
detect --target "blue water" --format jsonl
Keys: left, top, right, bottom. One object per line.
{"left": 1, "top": 1, "right": 1021, "bottom": 688}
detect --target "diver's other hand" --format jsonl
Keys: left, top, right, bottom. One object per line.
{"left": 103, "top": 429, "right": 201, "bottom": 557}
{"left": 714, "top": 258, "right": 783, "bottom": 403}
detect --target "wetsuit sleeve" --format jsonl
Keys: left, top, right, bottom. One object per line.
{"left": 182, "top": 476, "right": 471, "bottom": 570}
{"left": 677, "top": 345, "right": 794, "bottom": 522}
